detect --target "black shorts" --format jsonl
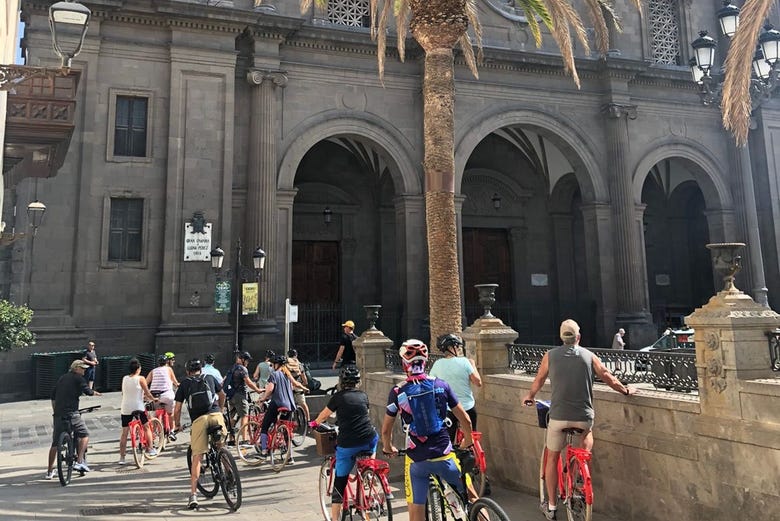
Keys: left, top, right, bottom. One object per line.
{"left": 121, "top": 411, "right": 149, "bottom": 427}
{"left": 51, "top": 413, "right": 89, "bottom": 447}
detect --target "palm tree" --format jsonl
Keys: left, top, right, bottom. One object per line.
{"left": 285, "top": 0, "right": 762, "bottom": 340}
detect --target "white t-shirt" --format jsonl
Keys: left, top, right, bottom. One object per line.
{"left": 121, "top": 375, "right": 145, "bottom": 415}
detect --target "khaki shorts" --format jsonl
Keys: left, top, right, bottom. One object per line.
{"left": 231, "top": 393, "right": 249, "bottom": 419}
{"left": 545, "top": 419, "right": 593, "bottom": 452}
{"left": 190, "top": 412, "right": 226, "bottom": 455}
{"left": 293, "top": 391, "right": 306, "bottom": 407}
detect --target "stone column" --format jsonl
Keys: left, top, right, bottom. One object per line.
{"left": 580, "top": 202, "right": 617, "bottom": 346}
{"left": 355, "top": 328, "right": 395, "bottom": 374}
{"left": 275, "top": 188, "right": 298, "bottom": 320}
{"left": 462, "top": 315, "right": 518, "bottom": 381}
{"left": 394, "top": 195, "right": 427, "bottom": 338}
{"left": 508, "top": 226, "right": 527, "bottom": 334}
{"left": 602, "top": 103, "right": 655, "bottom": 347}
{"left": 246, "top": 69, "right": 287, "bottom": 320}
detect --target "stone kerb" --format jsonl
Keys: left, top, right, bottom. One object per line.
{"left": 686, "top": 289, "right": 780, "bottom": 420}
{"left": 354, "top": 328, "right": 395, "bottom": 375}
{"left": 462, "top": 316, "right": 518, "bottom": 378}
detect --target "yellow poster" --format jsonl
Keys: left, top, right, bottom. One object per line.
{"left": 242, "top": 283, "right": 258, "bottom": 315}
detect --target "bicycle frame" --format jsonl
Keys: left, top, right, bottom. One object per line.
{"left": 322, "top": 453, "right": 392, "bottom": 518}
{"left": 455, "top": 428, "right": 486, "bottom": 474}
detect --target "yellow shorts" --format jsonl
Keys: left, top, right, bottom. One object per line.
{"left": 190, "top": 412, "right": 226, "bottom": 455}
{"left": 404, "top": 451, "right": 466, "bottom": 505}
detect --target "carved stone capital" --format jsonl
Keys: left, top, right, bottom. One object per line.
{"left": 247, "top": 69, "right": 288, "bottom": 88}
{"left": 601, "top": 103, "right": 637, "bottom": 120}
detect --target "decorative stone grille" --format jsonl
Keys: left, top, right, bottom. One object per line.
{"left": 648, "top": 0, "right": 681, "bottom": 65}
{"left": 328, "top": 0, "right": 370, "bottom": 28}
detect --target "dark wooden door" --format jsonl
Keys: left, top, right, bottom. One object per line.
{"left": 292, "top": 241, "right": 340, "bottom": 303}
{"left": 462, "top": 228, "right": 512, "bottom": 308}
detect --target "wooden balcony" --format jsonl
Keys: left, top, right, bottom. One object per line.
{"left": 2, "top": 67, "right": 81, "bottom": 187}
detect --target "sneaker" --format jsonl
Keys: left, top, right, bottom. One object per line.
{"left": 168, "top": 433, "right": 177, "bottom": 442}
{"left": 146, "top": 449, "right": 158, "bottom": 457}
{"left": 73, "top": 462, "right": 91, "bottom": 473}
{"left": 540, "top": 502, "right": 557, "bottom": 521}
{"left": 117, "top": 459, "right": 127, "bottom": 466}
{"left": 259, "top": 450, "right": 269, "bottom": 459}
{"left": 44, "top": 470, "right": 55, "bottom": 480}
{"left": 188, "top": 494, "right": 199, "bottom": 509}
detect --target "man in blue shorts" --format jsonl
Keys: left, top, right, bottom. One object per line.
{"left": 381, "top": 339, "right": 474, "bottom": 521}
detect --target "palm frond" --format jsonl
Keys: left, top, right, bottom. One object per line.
{"left": 375, "top": 0, "right": 393, "bottom": 84}
{"left": 395, "top": 0, "right": 411, "bottom": 62}
{"left": 459, "top": 33, "right": 479, "bottom": 79}
{"left": 598, "top": 0, "right": 622, "bottom": 34}
{"left": 370, "top": 0, "right": 378, "bottom": 40}
{"left": 299, "top": 0, "right": 312, "bottom": 13}
{"left": 514, "top": 0, "right": 552, "bottom": 47}
{"left": 543, "top": 0, "right": 589, "bottom": 88}
{"left": 722, "top": 0, "right": 774, "bottom": 146}
{"left": 465, "top": 0, "right": 484, "bottom": 64}
{"left": 584, "top": 0, "right": 610, "bottom": 54}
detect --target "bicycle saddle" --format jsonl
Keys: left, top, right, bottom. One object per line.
{"left": 150, "top": 390, "right": 163, "bottom": 397}
{"left": 561, "top": 427, "right": 585, "bottom": 435}
{"left": 355, "top": 450, "right": 374, "bottom": 458}
{"left": 207, "top": 424, "right": 224, "bottom": 435}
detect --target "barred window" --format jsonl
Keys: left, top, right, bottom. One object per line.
{"left": 649, "top": 0, "right": 681, "bottom": 65}
{"left": 114, "top": 96, "right": 148, "bottom": 157}
{"left": 328, "top": 0, "right": 370, "bottom": 28}
{"left": 109, "top": 198, "right": 143, "bottom": 262}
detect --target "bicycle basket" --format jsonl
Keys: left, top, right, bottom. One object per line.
{"left": 314, "top": 430, "right": 337, "bottom": 456}
{"left": 535, "top": 400, "right": 551, "bottom": 429}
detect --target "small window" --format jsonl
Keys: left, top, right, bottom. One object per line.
{"left": 113, "top": 96, "right": 148, "bottom": 157}
{"left": 108, "top": 198, "right": 143, "bottom": 262}
{"left": 328, "top": 0, "right": 370, "bottom": 28}
{"left": 648, "top": 0, "right": 682, "bottom": 65}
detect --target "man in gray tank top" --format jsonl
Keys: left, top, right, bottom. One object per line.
{"left": 522, "top": 319, "right": 636, "bottom": 520}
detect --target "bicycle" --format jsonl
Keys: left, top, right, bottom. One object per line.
{"left": 531, "top": 400, "right": 593, "bottom": 521}
{"left": 236, "top": 403, "right": 294, "bottom": 471}
{"left": 149, "top": 390, "right": 176, "bottom": 448}
{"left": 236, "top": 400, "right": 266, "bottom": 465}
{"left": 315, "top": 425, "right": 393, "bottom": 521}
{"left": 452, "top": 423, "right": 488, "bottom": 497}
{"left": 395, "top": 449, "right": 510, "bottom": 521}
{"left": 291, "top": 404, "right": 308, "bottom": 447}
{"left": 185, "top": 422, "right": 243, "bottom": 511}
{"left": 127, "top": 409, "right": 163, "bottom": 468}
{"left": 56, "top": 405, "right": 101, "bottom": 487}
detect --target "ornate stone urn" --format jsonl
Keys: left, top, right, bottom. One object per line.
{"left": 474, "top": 284, "right": 498, "bottom": 318}
{"left": 363, "top": 305, "right": 381, "bottom": 330}
{"left": 706, "top": 242, "right": 745, "bottom": 294}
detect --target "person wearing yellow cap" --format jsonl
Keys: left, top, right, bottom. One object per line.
{"left": 333, "top": 320, "right": 357, "bottom": 370}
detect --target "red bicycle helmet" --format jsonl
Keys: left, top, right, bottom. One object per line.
{"left": 399, "top": 339, "right": 429, "bottom": 363}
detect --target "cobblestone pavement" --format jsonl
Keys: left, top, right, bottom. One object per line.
{"left": 0, "top": 392, "right": 620, "bottom": 521}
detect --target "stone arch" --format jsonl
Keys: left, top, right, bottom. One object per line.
{"left": 455, "top": 107, "right": 606, "bottom": 203}
{"left": 278, "top": 111, "right": 421, "bottom": 194}
{"left": 632, "top": 139, "right": 732, "bottom": 209}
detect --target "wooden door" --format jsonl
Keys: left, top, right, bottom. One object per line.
{"left": 462, "top": 228, "right": 512, "bottom": 308}
{"left": 292, "top": 241, "right": 340, "bottom": 303}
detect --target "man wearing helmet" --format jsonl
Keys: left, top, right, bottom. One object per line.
{"left": 173, "top": 359, "right": 225, "bottom": 509}
{"left": 382, "top": 339, "right": 474, "bottom": 521}
{"left": 311, "top": 365, "right": 378, "bottom": 521}
{"left": 227, "top": 351, "right": 264, "bottom": 435}
{"left": 257, "top": 355, "right": 297, "bottom": 458}
{"left": 147, "top": 352, "right": 180, "bottom": 434}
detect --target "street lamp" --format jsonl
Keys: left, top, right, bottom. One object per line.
{"left": 210, "top": 240, "right": 265, "bottom": 352}
{"left": 25, "top": 200, "right": 46, "bottom": 306}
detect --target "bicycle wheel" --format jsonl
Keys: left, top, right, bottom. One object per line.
{"left": 318, "top": 458, "right": 335, "bottom": 521}
{"left": 187, "top": 447, "right": 219, "bottom": 498}
{"left": 130, "top": 423, "right": 145, "bottom": 468}
{"left": 291, "top": 406, "right": 307, "bottom": 447}
{"left": 270, "top": 424, "right": 292, "bottom": 473}
{"left": 360, "top": 468, "right": 393, "bottom": 520}
{"left": 425, "top": 483, "right": 445, "bottom": 521}
{"left": 236, "top": 420, "right": 263, "bottom": 465}
{"left": 468, "top": 497, "right": 511, "bottom": 521}
{"left": 56, "top": 431, "right": 73, "bottom": 487}
{"left": 218, "top": 448, "right": 242, "bottom": 511}
{"left": 148, "top": 417, "right": 165, "bottom": 457}
{"left": 565, "top": 457, "right": 592, "bottom": 521}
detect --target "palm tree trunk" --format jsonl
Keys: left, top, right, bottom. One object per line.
{"left": 411, "top": 0, "right": 468, "bottom": 342}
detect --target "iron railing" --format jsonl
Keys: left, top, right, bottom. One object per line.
{"left": 385, "top": 349, "right": 444, "bottom": 373}
{"left": 508, "top": 344, "right": 699, "bottom": 393}
{"left": 768, "top": 329, "right": 780, "bottom": 371}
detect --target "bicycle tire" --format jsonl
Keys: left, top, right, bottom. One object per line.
{"left": 318, "top": 458, "right": 335, "bottom": 521}
{"left": 565, "top": 456, "right": 592, "bottom": 521}
{"left": 56, "top": 431, "right": 73, "bottom": 487}
{"left": 218, "top": 448, "right": 242, "bottom": 511}
{"left": 270, "top": 424, "right": 292, "bottom": 473}
{"left": 236, "top": 420, "right": 263, "bottom": 465}
{"left": 538, "top": 445, "right": 547, "bottom": 507}
{"left": 360, "top": 468, "right": 393, "bottom": 520}
{"left": 187, "top": 446, "right": 220, "bottom": 498}
{"left": 425, "top": 483, "right": 445, "bottom": 521}
{"left": 148, "top": 417, "right": 165, "bottom": 457}
{"left": 469, "top": 462, "right": 487, "bottom": 498}
{"left": 130, "top": 423, "right": 145, "bottom": 468}
{"left": 291, "top": 406, "right": 307, "bottom": 447}
{"left": 468, "top": 497, "right": 511, "bottom": 521}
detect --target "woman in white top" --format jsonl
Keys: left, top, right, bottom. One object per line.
{"left": 429, "top": 333, "right": 482, "bottom": 440}
{"left": 146, "top": 353, "right": 180, "bottom": 432}
{"left": 119, "top": 358, "right": 157, "bottom": 464}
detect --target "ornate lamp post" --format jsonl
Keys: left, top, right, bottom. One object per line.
{"left": 25, "top": 200, "right": 46, "bottom": 306}
{"left": 210, "top": 240, "right": 265, "bottom": 352}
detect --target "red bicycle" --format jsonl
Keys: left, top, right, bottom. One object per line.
{"left": 149, "top": 391, "right": 175, "bottom": 452}
{"left": 127, "top": 410, "right": 163, "bottom": 468}
{"left": 236, "top": 400, "right": 266, "bottom": 465}
{"left": 315, "top": 425, "right": 392, "bottom": 521}
{"left": 532, "top": 400, "right": 593, "bottom": 521}
{"left": 454, "top": 427, "right": 488, "bottom": 497}
{"left": 237, "top": 402, "right": 293, "bottom": 472}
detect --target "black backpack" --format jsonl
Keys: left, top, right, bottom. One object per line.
{"left": 187, "top": 375, "right": 216, "bottom": 416}
{"left": 303, "top": 363, "right": 322, "bottom": 393}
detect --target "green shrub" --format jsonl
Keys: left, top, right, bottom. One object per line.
{"left": 0, "top": 300, "right": 35, "bottom": 351}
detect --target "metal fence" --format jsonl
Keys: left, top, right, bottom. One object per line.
{"left": 768, "top": 329, "right": 780, "bottom": 371}
{"left": 508, "top": 344, "right": 699, "bottom": 393}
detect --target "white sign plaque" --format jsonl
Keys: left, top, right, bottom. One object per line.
{"left": 184, "top": 222, "right": 212, "bottom": 261}
{"left": 289, "top": 305, "right": 299, "bottom": 323}
{"left": 531, "top": 273, "right": 549, "bottom": 287}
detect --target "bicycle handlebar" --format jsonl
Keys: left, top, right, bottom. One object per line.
{"left": 78, "top": 405, "right": 101, "bottom": 414}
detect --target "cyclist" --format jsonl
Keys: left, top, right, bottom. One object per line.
{"left": 46, "top": 360, "right": 102, "bottom": 478}
{"left": 429, "top": 333, "right": 482, "bottom": 440}
{"left": 201, "top": 354, "right": 222, "bottom": 383}
{"left": 381, "top": 339, "right": 474, "bottom": 521}
{"left": 256, "top": 354, "right": 297, "bottom": 458}
{"left": 287, "top": 349, "right": 310, "bottom": 422}
{"left": 173, "top": 359, "right": 226, "bottom": 509}
{"left": 521, "top": 319, "right": 636, "bottom": 520}
{"left": 226, "top": 351, "right": 264, "bottom": 435}
{"left": 118, "top": 358, "right": 158, "bottom": 464}
{"left": 252, "top": 349, "right": 275, "bottom": 387}
{"left": 147, "top": 352, "right": 180, "bottom": 434}
{"left": 310, "top": 365, "right": 378, "bottom": 521}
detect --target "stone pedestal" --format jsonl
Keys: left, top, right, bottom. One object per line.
{"left": 355, "top": 328, "right": 395, "bottom": 374}
{"left": 462, "top": 317, "right": 518, "bottom": 376}
{"left": 686, "top": 289, "right": 779, "bottom": 420}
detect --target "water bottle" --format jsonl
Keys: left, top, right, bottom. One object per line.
{"left": 443, "top": 483, "right": 466, "bottom": 521}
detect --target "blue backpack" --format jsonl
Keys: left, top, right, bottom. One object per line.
{"left": 223, "top": 366, "right": 237, "bottom": 399}
{"left": 399, "top": 377, "right": 443, "bottom": 437}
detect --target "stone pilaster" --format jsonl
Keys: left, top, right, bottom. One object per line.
{"left": 275, "top": 188, "right": 298, "bottom": 320}
{"left": 462, "top": 316, "right": 518, "bottom": 377}
{"left": 355, "top": 328, "right": 396, "bottom": 374}
{"left": 579, "top": 202, "right": 615, "bottom": 345}
{"left": 394, "top": 195, "right": 427, "bottom": 338}
{"left": 246, "top": 69, "right": 287, "bottom": 319}
{"left": 551, "top": 213, "right": 575, "bottom": 304}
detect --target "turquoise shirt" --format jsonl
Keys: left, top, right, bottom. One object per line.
{"left": 429, "top": 356, "right": 476, "bottom": 410}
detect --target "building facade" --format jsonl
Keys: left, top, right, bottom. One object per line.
{"left": 3, "top": 0, "right": 780, "bottom": 395}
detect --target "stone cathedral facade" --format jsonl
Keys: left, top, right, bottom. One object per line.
{"left": 3, "top": 0, "right": 780, "bottom": 397}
